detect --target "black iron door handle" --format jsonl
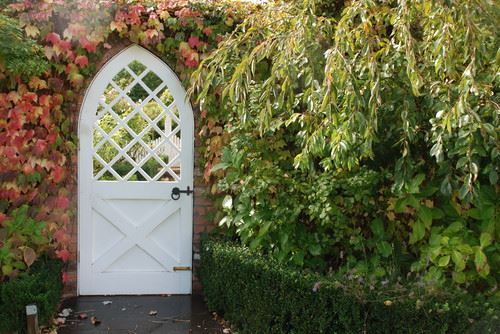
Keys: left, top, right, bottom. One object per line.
{"left": 171, "top": 186, "right": 194, "bottom": 200}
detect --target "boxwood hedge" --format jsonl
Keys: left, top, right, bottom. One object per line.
{"left": 199, "top": 239, "right": 499, "bottom": 334}
{"left": 0, "top": 257, "right": 63, "bottom": 333}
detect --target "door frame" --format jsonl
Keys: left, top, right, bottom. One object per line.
{"left": 77, "top": 44, "right": 195, "bottom": 295}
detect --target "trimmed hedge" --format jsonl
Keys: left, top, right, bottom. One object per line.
{"left": 0, "top": 257, "right": 63, "bottom": 333}
{"left": 199, "top": 239, "right": 499, "bottom": 334}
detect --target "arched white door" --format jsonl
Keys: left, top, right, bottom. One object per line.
{"left": 78, "top": 45, "right": 193, "bottom": 295}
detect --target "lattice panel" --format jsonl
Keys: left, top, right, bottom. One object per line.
{"left": 92, "top": 60, "right": 181, "bottom": 182}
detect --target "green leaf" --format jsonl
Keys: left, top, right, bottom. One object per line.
{"left": 468, "top": 208, "right": 482, "bottom": 220}
{"left": 292, "top": 251, "right": 305, "bottom": 266}
{"left": 280, "top": 232, "right": 289, "bottom": 248}
{"left": 377, "top": 241, "right": 392, "bottom": 258}
{"left": 308, "top": 244, "right": 321, "bottom": 256}
{"left": 395, "top": 195, "right": 420, "bottom": 212}
{"left": 249, "top": 237, "right": 262, "bottom": 250}
{"left": 409, "top": 220, "right": 425, "bottom": 244}
{"left": 258, "top": 221, "right": 272, "bottom": 237}
{"left": 440, "top": 177, "right": 452, "bottom": 195}
{"left": 431, "top": 207, "right": 445, "bottom": 220}
{"left": 429, "top": 232, "right": 442, "bottom": 247}
{"left": 474, "top": 248, "right": 488, "bottom": 272}
{"left": 418, "top": 206, "right": 433, "bottom": 229}
{"left": 27, "top": 172, "right": 41, "bottom": 184}
{"left": 276, "top": 249, "right": 289, "bottom": 262}
{"left": 457, "top": 244, "right": 473, "bottom": 254}
{"left": 429, "top": 245, "right": 442, "bottom": 262}
{"left": 1, "top": 264, "right": 13, "bottom": 275}
{"left": 408, "top": 174, "right": 426, "bottom": 193}
{"left": 480, "top": 232, "right": 492, "bottom": 249}
{"left": 452, "top": 271, "right": 466, "bottom": 284}
{"left": 479, "top": 263, "right": 490, "bottom": 278}
{"left": 370, "top": 218, "right": 385, "bottom": 238}
{"left": 489, "top": 170, "right": 498, "bottom": 185}
{"left": 451, "top": 251, "right": 465, "bottom": 272}
{"left": 374, "top": 267, "right": 386, "bottom": 277}
{"left": 440, "top": 236, "right": 449, "bottom": 246}
{"left": 444, "top": 221, "right": 463, "bottom": 234}
{"left": 456, "top": 157, "right": 468, "bottom": 169}
{"left": 438, "top": 255, "right": 450, "bottom": 267}
{"left": 14, "top": 261, "right": 26, "bottom": 270}
{"left": 210, "top": 162, "right": 230, "bottom": 172}
{"left": 458, "top": 175, "right": 472, "bottom": 199}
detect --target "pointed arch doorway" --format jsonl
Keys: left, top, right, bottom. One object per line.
{"left": 78, "top": 45, "right": 194, "bottom": 295}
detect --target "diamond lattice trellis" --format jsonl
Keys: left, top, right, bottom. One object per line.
{"left": 92, "top": 60, "right": 181, "bottom": 182}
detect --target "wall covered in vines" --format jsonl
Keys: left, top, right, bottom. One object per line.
{"left": 0, "top": 0, "right": 252, "bottom": 283}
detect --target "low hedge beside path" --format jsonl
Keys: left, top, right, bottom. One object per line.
{"left": 199, "top": 239, "right": 499, "bottom": 334}
{"left": 0, "top": 257, "right": 63, "bottom": 333}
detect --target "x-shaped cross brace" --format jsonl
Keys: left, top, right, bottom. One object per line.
{"left": 91, "top": 197, "right": 180, "bottom": 273}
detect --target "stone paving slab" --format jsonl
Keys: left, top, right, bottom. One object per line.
{"left": 57, "top": 295, "right": 224, "bottom": 333}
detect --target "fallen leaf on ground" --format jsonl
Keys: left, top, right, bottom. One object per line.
{"left": 78, "top": 313, "right": 88, "bottom": 320}
{"left": 149, "top": 310, "right": 158, "bottom": 316}
{"left": 58, "top": 308, "right": 72, "bottom": 317}
{"left": 102, "top": 300, "right": 112, "bottom": 305}
{"left": 90, "top": 316, "right": 101, "bottom": 325}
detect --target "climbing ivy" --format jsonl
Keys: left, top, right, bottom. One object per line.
{"left": 0, "top": 0, "right": 253, "bottom": 280}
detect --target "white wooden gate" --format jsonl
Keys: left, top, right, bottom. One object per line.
{"left": 78, "top": 45, "right": 194, "bottom": 295}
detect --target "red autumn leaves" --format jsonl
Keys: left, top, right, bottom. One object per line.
{"left": 0, "top": 89, "right": 68, "bottom": 203}
{"left": 110, "top": 4, "right": 216, "bottom": 69}
{"left": 44, "top": 32, "right": 94, "bottom": 88}
{"left": 0, "top": 86, "right": 72, "bottom": 267}
{"left": 1, "top": 0, "right": 233, "bottom": 280}
{"left": 179, "top": 40, "right": 200, "bottom": 68}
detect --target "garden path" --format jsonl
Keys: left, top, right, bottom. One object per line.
{"left": 57, "top": 295, "right": 224, "bottom": 333}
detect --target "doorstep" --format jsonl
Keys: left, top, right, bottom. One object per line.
{"left": 56, "top": 295, "right": 224, "bottom": 333}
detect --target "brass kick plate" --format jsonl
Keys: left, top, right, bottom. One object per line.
{"left": 173, "top": 266, "right": 191, "bottom": 271}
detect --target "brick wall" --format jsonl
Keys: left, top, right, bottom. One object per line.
{"left": 192, "top": 124, "right": 216, "bottom": 293}
{"left": 63, "top": 43, "right": 215, "bottom": 297}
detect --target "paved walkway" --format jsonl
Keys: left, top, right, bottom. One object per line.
{"left": 57, "top": 295, "right": 224, "bottom": 333}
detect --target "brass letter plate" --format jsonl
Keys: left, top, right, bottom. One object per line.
{"left": 173, "top": 266, "right": 191, "bottom": 271}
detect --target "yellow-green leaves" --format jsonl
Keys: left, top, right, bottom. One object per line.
{"left": 474, "top": 248, "right": 489, "bottom": 278}
{"left": 480, "top": 232, "right": 492, "bottom": 249}
{"left": 188, "top": 0, "right": 499, "bottom": 290}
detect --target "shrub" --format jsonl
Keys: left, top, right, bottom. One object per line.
{"left": 199, "top": 239, "right": 499, "bottom": 334}
{"left": 0, "top": 205, "right": 53, "bottom": 279}
{"left": 191, "top": 0, "right": 500, "bottom": 290}
{"left": 0, "top": 257, "right": 63, "bottom": 333}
